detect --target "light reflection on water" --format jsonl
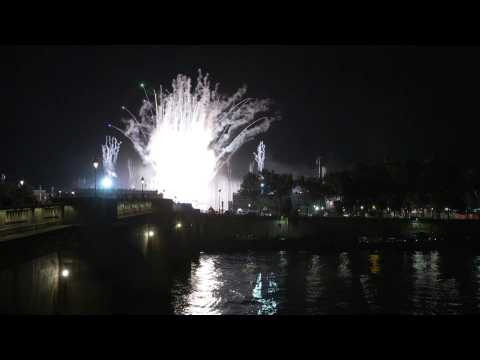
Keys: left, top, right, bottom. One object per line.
{"left": 172, "top": 250, "right": 480, "bottom": 315}
{"left": 180, "top": 256, "right": 223, "bottom": 315}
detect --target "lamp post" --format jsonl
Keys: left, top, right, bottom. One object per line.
{"left": 218, "top": 189, "right": 222, "bottom": 214}
{"left": 141, "top": 177, "right": 145, "bottom": 198}
{"left": 19, "top": 179, "right": 24, "bottom": 187}
{"left": 93, "top": 160, "right": 99, "bottom": 197}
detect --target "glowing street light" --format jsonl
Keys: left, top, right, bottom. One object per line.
{"left": 372, "top": 205, "right": 376, "bottom": 210}
{"left": 314, "top": 205, "right": 320, "bottom": 211}
{"left": 61, "top": 269, "right": 70, "bottom": 278}
{"left": 360, "top": 205, "right": 364, "bottom": 210}
{"left": 218, "top": 188, "right": 222, "bottom": 214}
{"left": 101, "top": 176, "right": 113, "bottom": 189}
{"left": 93, "top": 160, "right": 99, "bottom": 197}
{"left": 19, "top": 179, "right": 24, "bottom": 187}
{"left": 175, "top": 222, "right": 182, "bottom": 229}
{"left": 141, "top": 177, "right": 145, "bottom": 198}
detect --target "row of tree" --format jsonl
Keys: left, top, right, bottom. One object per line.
{"left": 237, "top": 159, "right": 480, "bottom": 216}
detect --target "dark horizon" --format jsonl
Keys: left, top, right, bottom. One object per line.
{"left": 2, "top": 45, "right": 480, "bottom": 188}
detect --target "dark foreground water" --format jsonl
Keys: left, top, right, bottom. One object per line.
{"left": 1, "top": 232, "right": 479, "bottom": 314}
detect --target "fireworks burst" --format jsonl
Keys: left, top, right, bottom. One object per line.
{"left": 102, "top": 136, "right": 122, "bottom": 179}
{"left": 254, "top": 140, "right": 266, "bottom": 173}
{"left": 113, "top": 70, "right": 277, "bottom": 208}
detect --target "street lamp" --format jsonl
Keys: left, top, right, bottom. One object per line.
{"left": 218, "top": 189, "right": 222, "bottom": 214}
{"left": 93, "top": 160, "right": 99, "bottom": 197}
{"left": 19, "top": 179, "right": 24, "bottom": 187}
{"left": 141, "top": 177, "right": 145, "bottom": 198}
{"left": 61, "top": 269, "right": 70, "bottom": 278}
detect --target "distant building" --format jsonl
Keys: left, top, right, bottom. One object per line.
{"left": 33, "top": 187, "right": 48, "bottom": 203}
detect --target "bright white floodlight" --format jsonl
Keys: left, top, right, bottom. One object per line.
{"left": 101, "top": 176, "right": 113, "bottom": 189}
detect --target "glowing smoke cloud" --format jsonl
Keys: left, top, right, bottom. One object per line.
{"left": 102, "top": 136, "right": 122, "bottom": 179}
{"left": 253, "top": 141, "right": 266, "bottom": 173}
{"left": 113, "top": 70, "right": 277, "bottom": 208}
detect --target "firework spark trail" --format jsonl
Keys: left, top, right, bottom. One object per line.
{"left": 127, "top": 158, "right": 136, "bottom": 188}
{"left": 254, "top": 141, "right": 266, "bottom": 173}
{"left": 102, "top": 136, "right": 122, "bottom": 178}
{"left": 113, "top": 70, "right": 277, "bottom": 208}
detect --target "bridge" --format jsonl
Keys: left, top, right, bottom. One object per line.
{"left": 2, "top": 190, "right": 480, "bottom": 251}
{"left": 0, "top": 190, "right": 173, "bottom": 242}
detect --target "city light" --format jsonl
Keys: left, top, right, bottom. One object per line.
{"left": 175, "top": 222, "right": 182, "bottom": 229}
{"left": 360, "top": 205, "right": 364, "bottom": 210}
{"left": 61, "top": 269, "right": 70, "bottom": 278}
{"left": 101, "top": 176, "right": 113, "bottom": 189}
{"left": 93, "top": 161, "right": 99, "bottom": 169}
{"left": 145, "top": 230, "right": 155, "bottom": 237}
{"left": 314, "top": 205, "right": 319, "bottom": 211}
{"left": 19, "top": 180, "right": 24, "bottom": 187}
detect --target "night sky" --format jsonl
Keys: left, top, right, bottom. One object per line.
{"left": 2, "top": 45, "right": 480, "bottom": 188}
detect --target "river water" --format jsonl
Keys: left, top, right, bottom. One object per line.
{"left": 171, "top": 250, "right": 480, "bottom": 315}
{"left": 1, "top": 232, "right": 479, "bottom": 314}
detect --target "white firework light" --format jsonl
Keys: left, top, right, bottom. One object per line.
{"left": 102, "top": 136, "right": 122, "bottom": 179}
{"left": 113, "top": 70, "right": 277, "bottom": 209}
{"left": 127, "top": 158, "right": 136, "bottom": 188}
{"left": 254, "top": 140, "right": 266, "bottom": 173}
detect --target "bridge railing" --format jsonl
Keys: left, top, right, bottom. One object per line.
{"left": 0, "top": 205, "right": 65, "bottom": 239}
{"left": 117, "top": 200, "right": 153, "bottom": 218}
